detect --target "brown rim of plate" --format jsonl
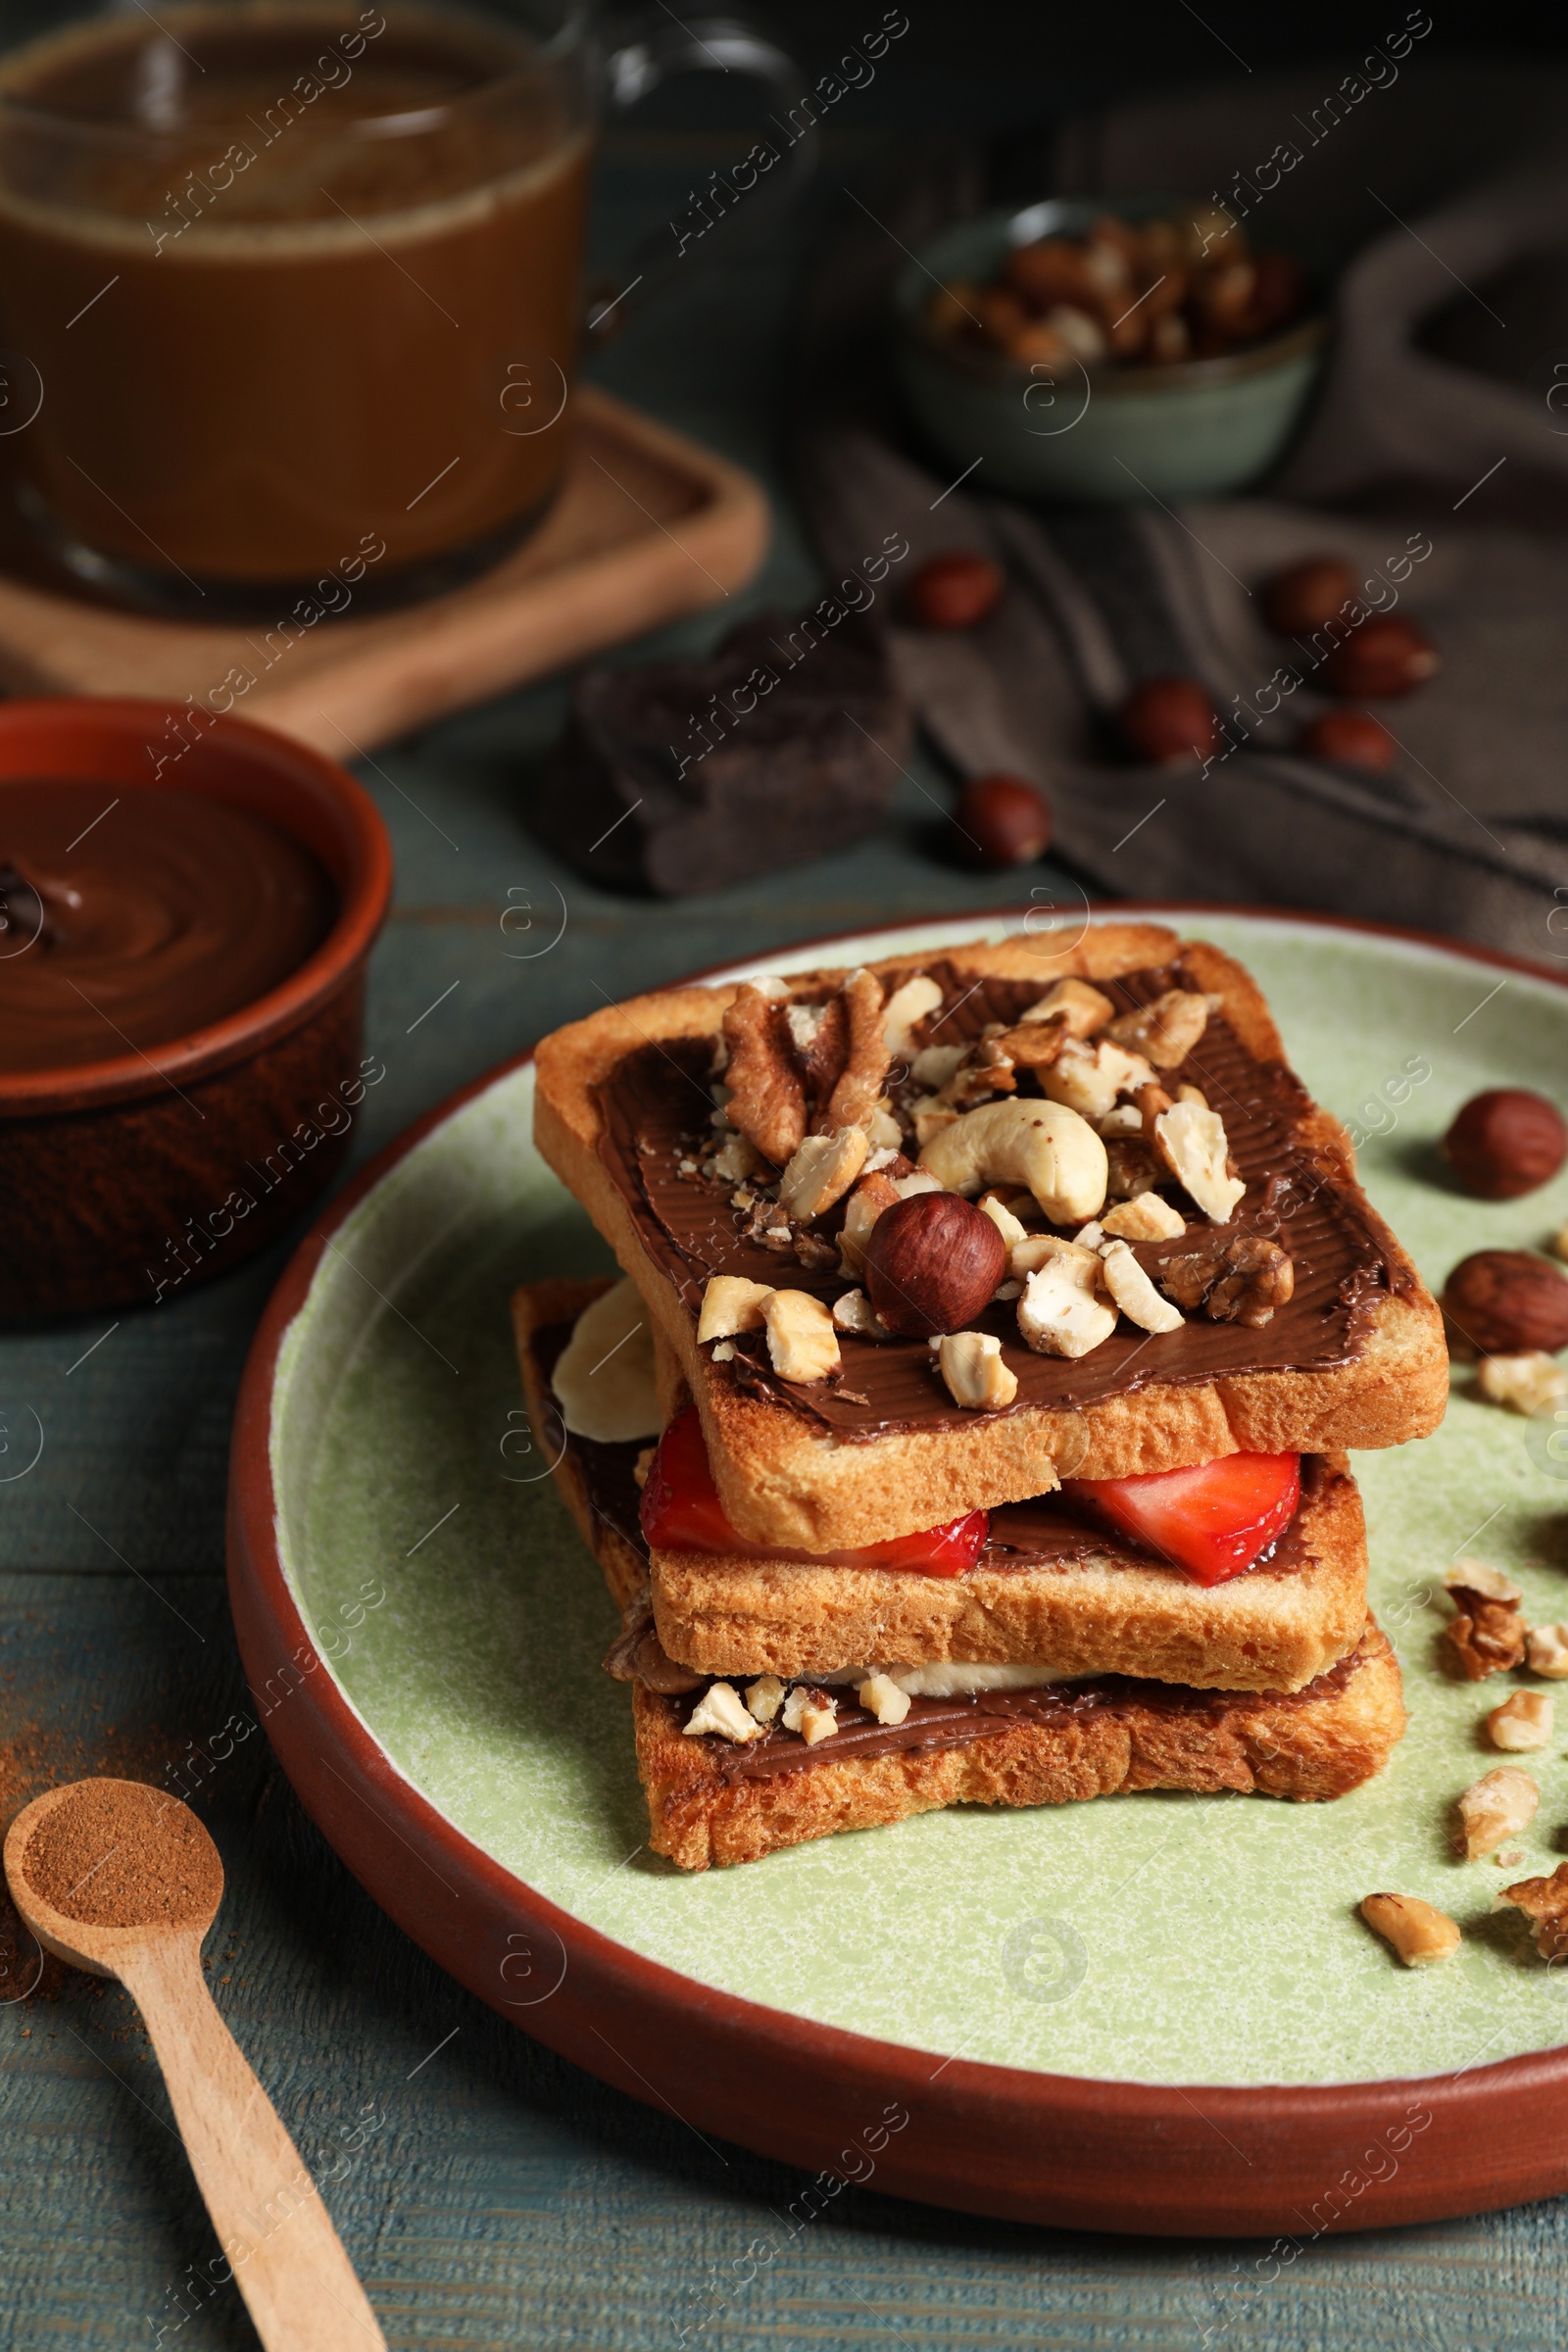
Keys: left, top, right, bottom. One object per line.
{"left": 226, "top": 903, "right": 1568, "bottom": 2238}
{"left": 0, "top": 698, "right": 392, "bottom": 1117}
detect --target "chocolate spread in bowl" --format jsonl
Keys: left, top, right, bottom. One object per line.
{"left": 0, "top": 783, "right": 336, "bottom": 1075}
{"left": 592, "top": 956, "right": 1411, "bottom": 1438}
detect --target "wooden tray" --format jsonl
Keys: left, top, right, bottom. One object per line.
{"left": 0, "top": 386, "right": 768, "bottom": 754}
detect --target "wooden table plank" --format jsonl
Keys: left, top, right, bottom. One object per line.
{"left": 2, "top": 133, "right": 1566, "bottom": 2352}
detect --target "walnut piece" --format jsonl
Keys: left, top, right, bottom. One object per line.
{"left": 1359, "top": 1892, "right": 1462, "bottom": 1968}
{"left": 1104, "top": 988, "right": 1215, "bottom": 1069}
{"left": 1487, "top": 1690, "right": 1554, "bottom": 1751}
{"left": 761, "top": 1289, "right": 841, "bottom": 1382}
{"left": 1477, "top": 1351, "right": 1568, "bottom": 1419}
{"left": 937, "top": 1330, "right": 1018, "bottom": 1409}
{"left": 1455, "top": 1765, "right": 1539, "bottom": 1857}
{"left": 1499, "top": 1860, "right": 1568, "bottom": 1958}
{"left": 823, "top": 967, "right": 891, "bottom": 1132}
{"left": 683, "top": 1683, "right": 761, "bottom": 1743}
{"left": 1155, "top": 1229, "right": 1294, "bottom": 1328}
{"left": 1102, "top": 1192, "right": 1187, "bottom": 1243}
{"left": 778, "top": 1125, "right": 868, "bottom": 1222}
{"left": 722, "top": 983, "right": 806, "bottom": 1165}
{"left": 1444, "top": 1563, "right": 1527, "bottom": 1680}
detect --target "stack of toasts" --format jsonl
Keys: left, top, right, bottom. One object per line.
{"left": 515, "top": 923, "right": 1447, "bottom": 1871}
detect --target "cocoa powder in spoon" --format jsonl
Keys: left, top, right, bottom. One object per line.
{"left": 24, "top": 1781, "right": 221, "bottom": 1930}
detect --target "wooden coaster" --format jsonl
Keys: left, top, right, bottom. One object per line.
{"left": 0, "top": 386, "right": 769, "bottom": 755}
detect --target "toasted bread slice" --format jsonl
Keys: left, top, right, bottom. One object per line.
{"left": 649, "top": 1453, "right": 1366, "bottom": 1691}
{"left": 533, "top": 926, "right": 1447, "bottom": 1552}
{"left": 632, "top": 1625, "right": 1405, "bottom": 1871}
{"left": 515, "top": 1279, "right": 1366, "bottom": 1691}
{"left": 513, "top": 1281, "right": 1404, "bottom": 1874}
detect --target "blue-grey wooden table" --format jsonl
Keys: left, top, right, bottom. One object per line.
{"left": 2, "top": 128, "right": 1565, "bottom": 2352}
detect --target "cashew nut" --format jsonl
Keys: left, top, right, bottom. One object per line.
{"left": 1020, "top": 977, "right": 1113, "bottom": 1037}
{"left": 1017, "top": 1250, "right": 1117, "bottom": 1358}
{"left": 697, "top": 1275, "right": 774, "bottom": 1344}
{"left": 937, "top": 1330, "right": 1018, "bottom": 1409}
{"left": 1154, "top": 1099, "right": 1247, "bottom": 1223}
{"left": 883, "top": 973, "right": 944, "bottom": 1058}
{"left": 777, "top": 1125, "right": 868, "bottom": 1222}
{"left": 1100, "top": 1239, "right": 1185, "bottom": 1334}
{"left": 919, "top": 1097, "right": 1107, "bottom": 1225}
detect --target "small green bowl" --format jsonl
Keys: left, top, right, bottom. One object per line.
{"left": 893, "top": 197, "right": 1329, "bottom": 505}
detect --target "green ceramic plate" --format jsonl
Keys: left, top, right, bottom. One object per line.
{"left": 268, "top": 910, "right": 1568, "bottom": 2093}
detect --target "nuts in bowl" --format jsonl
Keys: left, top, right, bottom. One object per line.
{"left": 894, "top": 196, "right": 1328, "bottom": 504}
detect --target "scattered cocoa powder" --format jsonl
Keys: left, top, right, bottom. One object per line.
{"left": 21, "top": 1781, "right": 221, "bottom": 1931}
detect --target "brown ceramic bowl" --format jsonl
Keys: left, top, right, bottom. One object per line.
{"left": 0, "top": 699, "right": 392, "bottom": 1320}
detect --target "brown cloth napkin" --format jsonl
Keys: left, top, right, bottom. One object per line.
{"left": 794, "top": 69, "right": 1568, "bottom": 960}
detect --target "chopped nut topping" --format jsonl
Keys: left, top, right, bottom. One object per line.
{"left": 782, "top": 1686, "right": 839, "bottom": 1743}
{"left": 1499, "top": 1860, "right": 1568, "bottom": 1958}
{"left": 1102, "top": 1192, "right": 1187, "bottom": 1243}
{"left": 745, "top": 1673, "right": 786, "bottom": 1724}
{"left": 882, "top": 973, "right": 944, "bottom": 1060}
{"left": 1359, "top": 1892, "right": 1462, "bottom": 1968}
{"left": 1176, "top": 1083, "right": 1209, "bottom": 1109}
{"left": 979, "top": 1195, "right": 1029, "bottom": 1248}
{"left": 761, "top": 1289, "right": 841, "bottom": 1383}
{"left": 707, "top": 1129, "right": 760, "bottom": 1185}
{"left": 633, "top": 1446, "right": 655, "bottom": 1491}
{"left": 1156, "top": 1229, "right": 1294, "bottom": 1328}
{"left": 722, "top": 982, "right": 806, "bottom": 1165}
{"left": 1445, "top": 1558, "right": 1522, "bottom": 1603}
{"left": 1445, "top": 1566, "right": 1527, "bottom": 1681}
{"left": 1020, "top": 977, "right": 1114, "bottom": 1038}
{"left": 697, "top": 1274, "right": 774, "bottom": 1344}
{"left": 1044, "top": 1037, "right": 1156, "bottom": 1124}
{"left": 1104, "top": 1137, "right": 1162, "bottom": 1200}
{"left": 823, "top": 967, "right": 891, "bottom": 1132}
{"left": 1478, "top": 1351, "right": 1568, "bottom": 1419}
{"left": 1153, "top": 1099, "right": 1247, "bottom": 1223}
{"left": 710, "top": 1342, "right": 735, "bottom": 1362}
{"left": 1017, "top": 1249, "right": 1117, "bottom": 1359}
{"left": 684, "top": 1682, "right": 761, "bottom": 1743}
{"left": 778, "top": 1125, "right": 869, "bottom": 1223}
{"left": 858, "top": 1672, "right": 911, "bottom": 1727}
{"left": 937, "top": 1329, "right": 1019, "bottom": 1409}
{"left": 1487, "top": 1690, "right": 1554, "bottom": 1751}
{"left": 1456, "top": 1765, "right": 1539, "bottom": 1857}
{"left": 1104, "top": 988, "right": 1215, "bottom": 1068}
{"left": 911, "top": 1100, "right": 960, "bottom": 1149}
{"left": 1100, "top": 1239, "right": 1185, "bottom": 1334}
{"left": 909, "top": 1043, "right": 966, "bottom": 1089}
{"left": 865, "top": 1103, "right": 903, "bottom": 1152}
{"left": 1527, "top": 1622, "right": 1568, "bottom": 1678}
{"left": 832, "top": 1288, "right": 893, "bottom": 1340}
{"left": 839, "top": 1169, "right": 902, "bottom": 1277}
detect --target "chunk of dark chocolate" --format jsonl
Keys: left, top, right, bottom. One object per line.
{"left": 532, "top": 612, "right": 910, "bottom": 895}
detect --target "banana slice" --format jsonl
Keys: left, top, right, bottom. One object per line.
{"left": 553, "top": 1278, "right": 661, "bottom": 1443}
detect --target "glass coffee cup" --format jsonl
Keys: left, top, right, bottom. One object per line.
{"left": 0, "top": 1, "right": 807, "bottom": 614}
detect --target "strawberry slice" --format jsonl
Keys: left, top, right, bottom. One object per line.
{"left": 1061, "top": 1452, "right": 1301, "bottom": 1587}
{"left": 639, "top": 1405, "right": 989, "bottom": 1576}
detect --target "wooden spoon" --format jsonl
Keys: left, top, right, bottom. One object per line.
{"left": 5, "top": 1778, "right": 385, "bottom": 2352}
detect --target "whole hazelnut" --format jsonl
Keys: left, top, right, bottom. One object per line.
{"left": 1261, "top": 556, "right": 1356, "bottom": 638}
{"left": 1297, "top": 710, "right": 1396, "bottom": 771}
{"left": 1321, "top": 615, "right": 1439, "bottom": 698}
{"left": 953, "top": 774, "right": 1053, "bottom": 869}
{"left": 1442, "top": 1250, "right": 1568, "bottom": 1359}
{"left": 863, "top": 1192, "right": 1005, "bottom": 1338}
{"left": 905, "top": 552, "right": 1004, "bottom": 631}
{"left": 1442, "top": 1090, "right": 1568, "bottom": 1200}
{"left": 1119, "top": 677, "right": 1224, "bottom": 766}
